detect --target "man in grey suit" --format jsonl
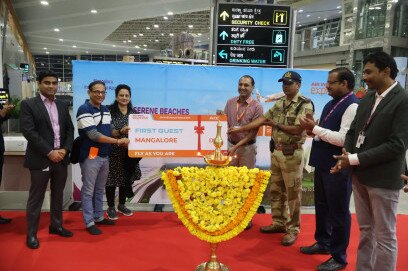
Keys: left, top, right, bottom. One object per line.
{"left": 21, "top": 71, "right": 74, "bottom": 249}
{"left": 332, "top": 51, "right": 408, "bottom": 271}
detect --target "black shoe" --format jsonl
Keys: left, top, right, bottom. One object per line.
{"left": 26, "top": 235, "right": 39, "bottom": 249}
{"left": 49, "top": 225, "right": 73, "bottom": 237}
{"left": 0, "top": 215, "right": 12, "bottom": 224}
{"left": 244, "top": 221, "right": 253, "bottom": 230}
{"left": 257, "top": 205, "right": 266, "bottom": 214}
{"left": 154, "top": 204, "right": 164, "bottom": 212}
{"left": 317, "top": 258, "right": 346, "bottom": 271}
{"left": 95, "top": 218, "right": 115, "bottom": 226}
{"left": 300, "top": 242, "right": 330, "bottom": 255}
{"left": 86, "top": 225, "right": 102, "bottom": 235}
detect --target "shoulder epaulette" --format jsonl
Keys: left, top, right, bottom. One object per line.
{"left": 299, "top": 95, "right": 311, "bottom": 103}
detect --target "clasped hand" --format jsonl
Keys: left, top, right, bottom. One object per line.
{"left": 48, "top": 149, "right": 67, "bottom": 163}
{"left": 330, "top": 148, "right": 351, "bottom": 174}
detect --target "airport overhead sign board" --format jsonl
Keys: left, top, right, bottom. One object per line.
{"left": 215, "top": 3, "right": 291, "bottom": 68}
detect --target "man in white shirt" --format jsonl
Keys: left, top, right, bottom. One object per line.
{"left": 332, "top": 52, "right": 408, "bottom": 271}
{"left": 299, "top": 68, "right": 359, "bottom": 271}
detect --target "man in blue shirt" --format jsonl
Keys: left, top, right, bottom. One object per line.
{"left": 76, "top": 80, "right": 129, "bottom": 235}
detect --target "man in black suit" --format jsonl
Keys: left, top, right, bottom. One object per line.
{"left": 332, "top": 52, "right": 408, "bottom": 271}
{"left": 0, "top": 102, "right": 14, "bottom": 224}
{"left": 21, "top": 71, "right": 74, "bottom": 249}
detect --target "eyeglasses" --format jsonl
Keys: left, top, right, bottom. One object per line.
{"left": 91, "top": 90, "right": 106, "bottom": 95}
{"left": 326, "top": 80, "right": 339, "bottom": 85}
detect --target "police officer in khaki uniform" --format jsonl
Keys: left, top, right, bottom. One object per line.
{"left": 228, "top": 71, "right": 313, "bottom": 246}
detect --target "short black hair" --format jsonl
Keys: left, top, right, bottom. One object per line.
{"left": 37, "top": 71, "right": 58, "bottom": 82}
{"left": 239, "top": 75, "right": 255, "bottom": 86}
{"left": 363, "top": 51, "right": 399, "bottom": 80}
{"left": 329, "top": 67, "right": 355, "bottom": 90}
{"left": 88, "top": 80, "right": 106, "bottom": 91}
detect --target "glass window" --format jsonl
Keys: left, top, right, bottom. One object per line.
{"left": 356, "top": 0, "right": 387, "bottom": 39}
{"left": 393, "top": 2, "right": 408, "bottom": 38}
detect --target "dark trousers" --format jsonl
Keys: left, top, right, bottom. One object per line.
{"left": 314, "top": 169, "right": 352, "bottom": 265}
{"left": 0, "top": 152, "right": 3, "bottom": 185}
{"left": 26, "top": 163, "right": 68, "bottom": 236}
{"left": 105, "top": 186, "right": 126, "bottom": 207}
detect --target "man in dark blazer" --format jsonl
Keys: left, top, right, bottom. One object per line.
{"left": 20, "top": 71, "right": 74, "bottom": 249}
{"left": 332, "top": 52, "right": 408, "bottom": 271}
{"left": 0, "top": 102, "right": 14, "bottom": 224}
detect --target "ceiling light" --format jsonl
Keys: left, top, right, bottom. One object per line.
{"left": 143, "top": 44, "right": 147, "bottom": 47}
{"left": 86, "top": 51, "right": 89, "bottom": 53}
{"left": 126, "top": 50, "right": 129, "bottom": 53}
{"left": 306, "top": 14, "right": 310, "bottom": 17}
{"left": 188, "top": 25, "right": 193, "bottom": 29}
{"left": 155, "top": 39, "right": 159, "bottom": 42}
{"left": 169, "top": 33, "right": 174, "bottom": 36}
{"left": 43, "top": 47, "right": 47, "bottom": 50}
{"left": 161, "top": 33, "right": 164, "bottom": 36}
{"left": 338, "top": 10, "right": 342, "bottom": 13}
{"left": 135, "top": 45, "right": 140, "bottom": 48}
{"left": 298, "top": 24, "right": 302, "bottom": 27}
{"left": 337, "top": 6, "right": 341, "bottom": 9}
{"left": 112, "top": 45, "right": 116, "bottom": 47}
{"left": 139, "top": 33, "right": 143, "bottom": 36}
{"left": 123, "top": 41, "right": 127, "bottom": 43}
{"left": 298, "top": 9, "right": 303, "bottom": 13}
{"left": 40, "top": 1, "right": 49, "bottom": 6}
{"left": 323, "top": 18, "right": 327, "bottom": 21}
{"left": 154, "top": 24, "right": 159, "bottom": 28}
{"left": 45, "top": 51, "right": 50, "bottom": 54}
{"left": 127, "top": 40, "right": 131, "bottom": 43}
{"left": 198, "top": 40, "right": 201, "bottom": 43}
{"left": 312, "top": 27, "right": 317, "bottom": 30}
{"left": 197, "top": 33, "right": 202, "bottom": 36}
{"left": 143, "top": 48, "right": 147, "bottom": 51}
{"left": 91, "top": 9, "right": 97, "bottom": 14}
{"left": 163, "top": 16, "right": 168, "bottom": 20}
{"left": 133, "top": 34, "right": 137, "bottom": 38}
{"left": 146, "top": 27, "right": 150, "bottom": 30}
{"left": 54, "top": 28, "right": 60, "bottom": 32}
{"left": 137, "top": 51, "right": 141, "bottom": 54}
{"left": 72, "top": 45, "right": 77, "bottom": 48}
{"left": 167, "top": 11, "right": 173, "bottom": 15}
{"left": 59, "top": 38, "right": 63, "bottom": 42}
{"left": 318, "top": 16, "right": 321, "bottom": 19}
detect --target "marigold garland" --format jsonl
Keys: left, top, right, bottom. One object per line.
{"left": 161, "top": 166, "right": 271, "bottom": 243}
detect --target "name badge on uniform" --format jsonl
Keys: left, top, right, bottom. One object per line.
{"left": 356, "top": 131, "right": 365, "bottom": 149}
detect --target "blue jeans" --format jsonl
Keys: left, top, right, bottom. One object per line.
{"left": 80, "top": 156, "right": 109, "bottom": 227}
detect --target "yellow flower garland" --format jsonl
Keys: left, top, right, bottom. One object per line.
{"left": 161, "top": 166, "right": 271, "bottom": 243}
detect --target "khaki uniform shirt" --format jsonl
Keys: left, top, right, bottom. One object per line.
{"left": 264, "top": 93, "right": 313, "bottom": 145}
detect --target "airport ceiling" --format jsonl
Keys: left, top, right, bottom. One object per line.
{"left": 12, "top": 0, "right": 342, "bottom": 56}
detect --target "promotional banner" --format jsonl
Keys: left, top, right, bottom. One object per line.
{"left": 72, "top": 61, "right": 331, "bottom": 203}
{"left": 128, "top": 114, "right": 228, "bottom": 157}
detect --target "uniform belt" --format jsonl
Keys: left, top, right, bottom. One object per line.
{"left": 274, "top": 143, "right": 300, "bottom": 151}
{"left": 228, "top": 139, "right": 256, "bottom": 146}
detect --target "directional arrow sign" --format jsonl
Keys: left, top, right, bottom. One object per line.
{"left": 220, "top": 11, "right": 229, "bottom": 21}
{"left": 219, "top": 31, "right": 228, "bottom": 40}
{"left": 218, "top": 50, "right": 228, "bottom": 59}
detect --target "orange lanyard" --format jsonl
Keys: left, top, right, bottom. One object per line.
{"left": 236, "top": 100, "right": 252, "bottom": 122}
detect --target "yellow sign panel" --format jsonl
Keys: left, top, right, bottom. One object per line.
{"left": 273, "top": 10, "right": 287, "bottom": 25}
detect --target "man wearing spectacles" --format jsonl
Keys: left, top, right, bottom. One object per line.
{"left": 229, "top": 71, "right": 313, "bottom": 246}
{"left": 76, "top": 80, "right": 129, "bottom": 235}
{"left": 21, "top": 71, "right": 74, "bottom": 249}
{"left": 299, "top": 68, "right": 359, "bottom": 271}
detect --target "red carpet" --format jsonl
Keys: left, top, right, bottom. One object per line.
{"left": 0, "top": 212, "right": 407, "bottom": 271}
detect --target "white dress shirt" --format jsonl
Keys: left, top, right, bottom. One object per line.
{"left": 312, "top": 103, "right": 358, "bottom": 147}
